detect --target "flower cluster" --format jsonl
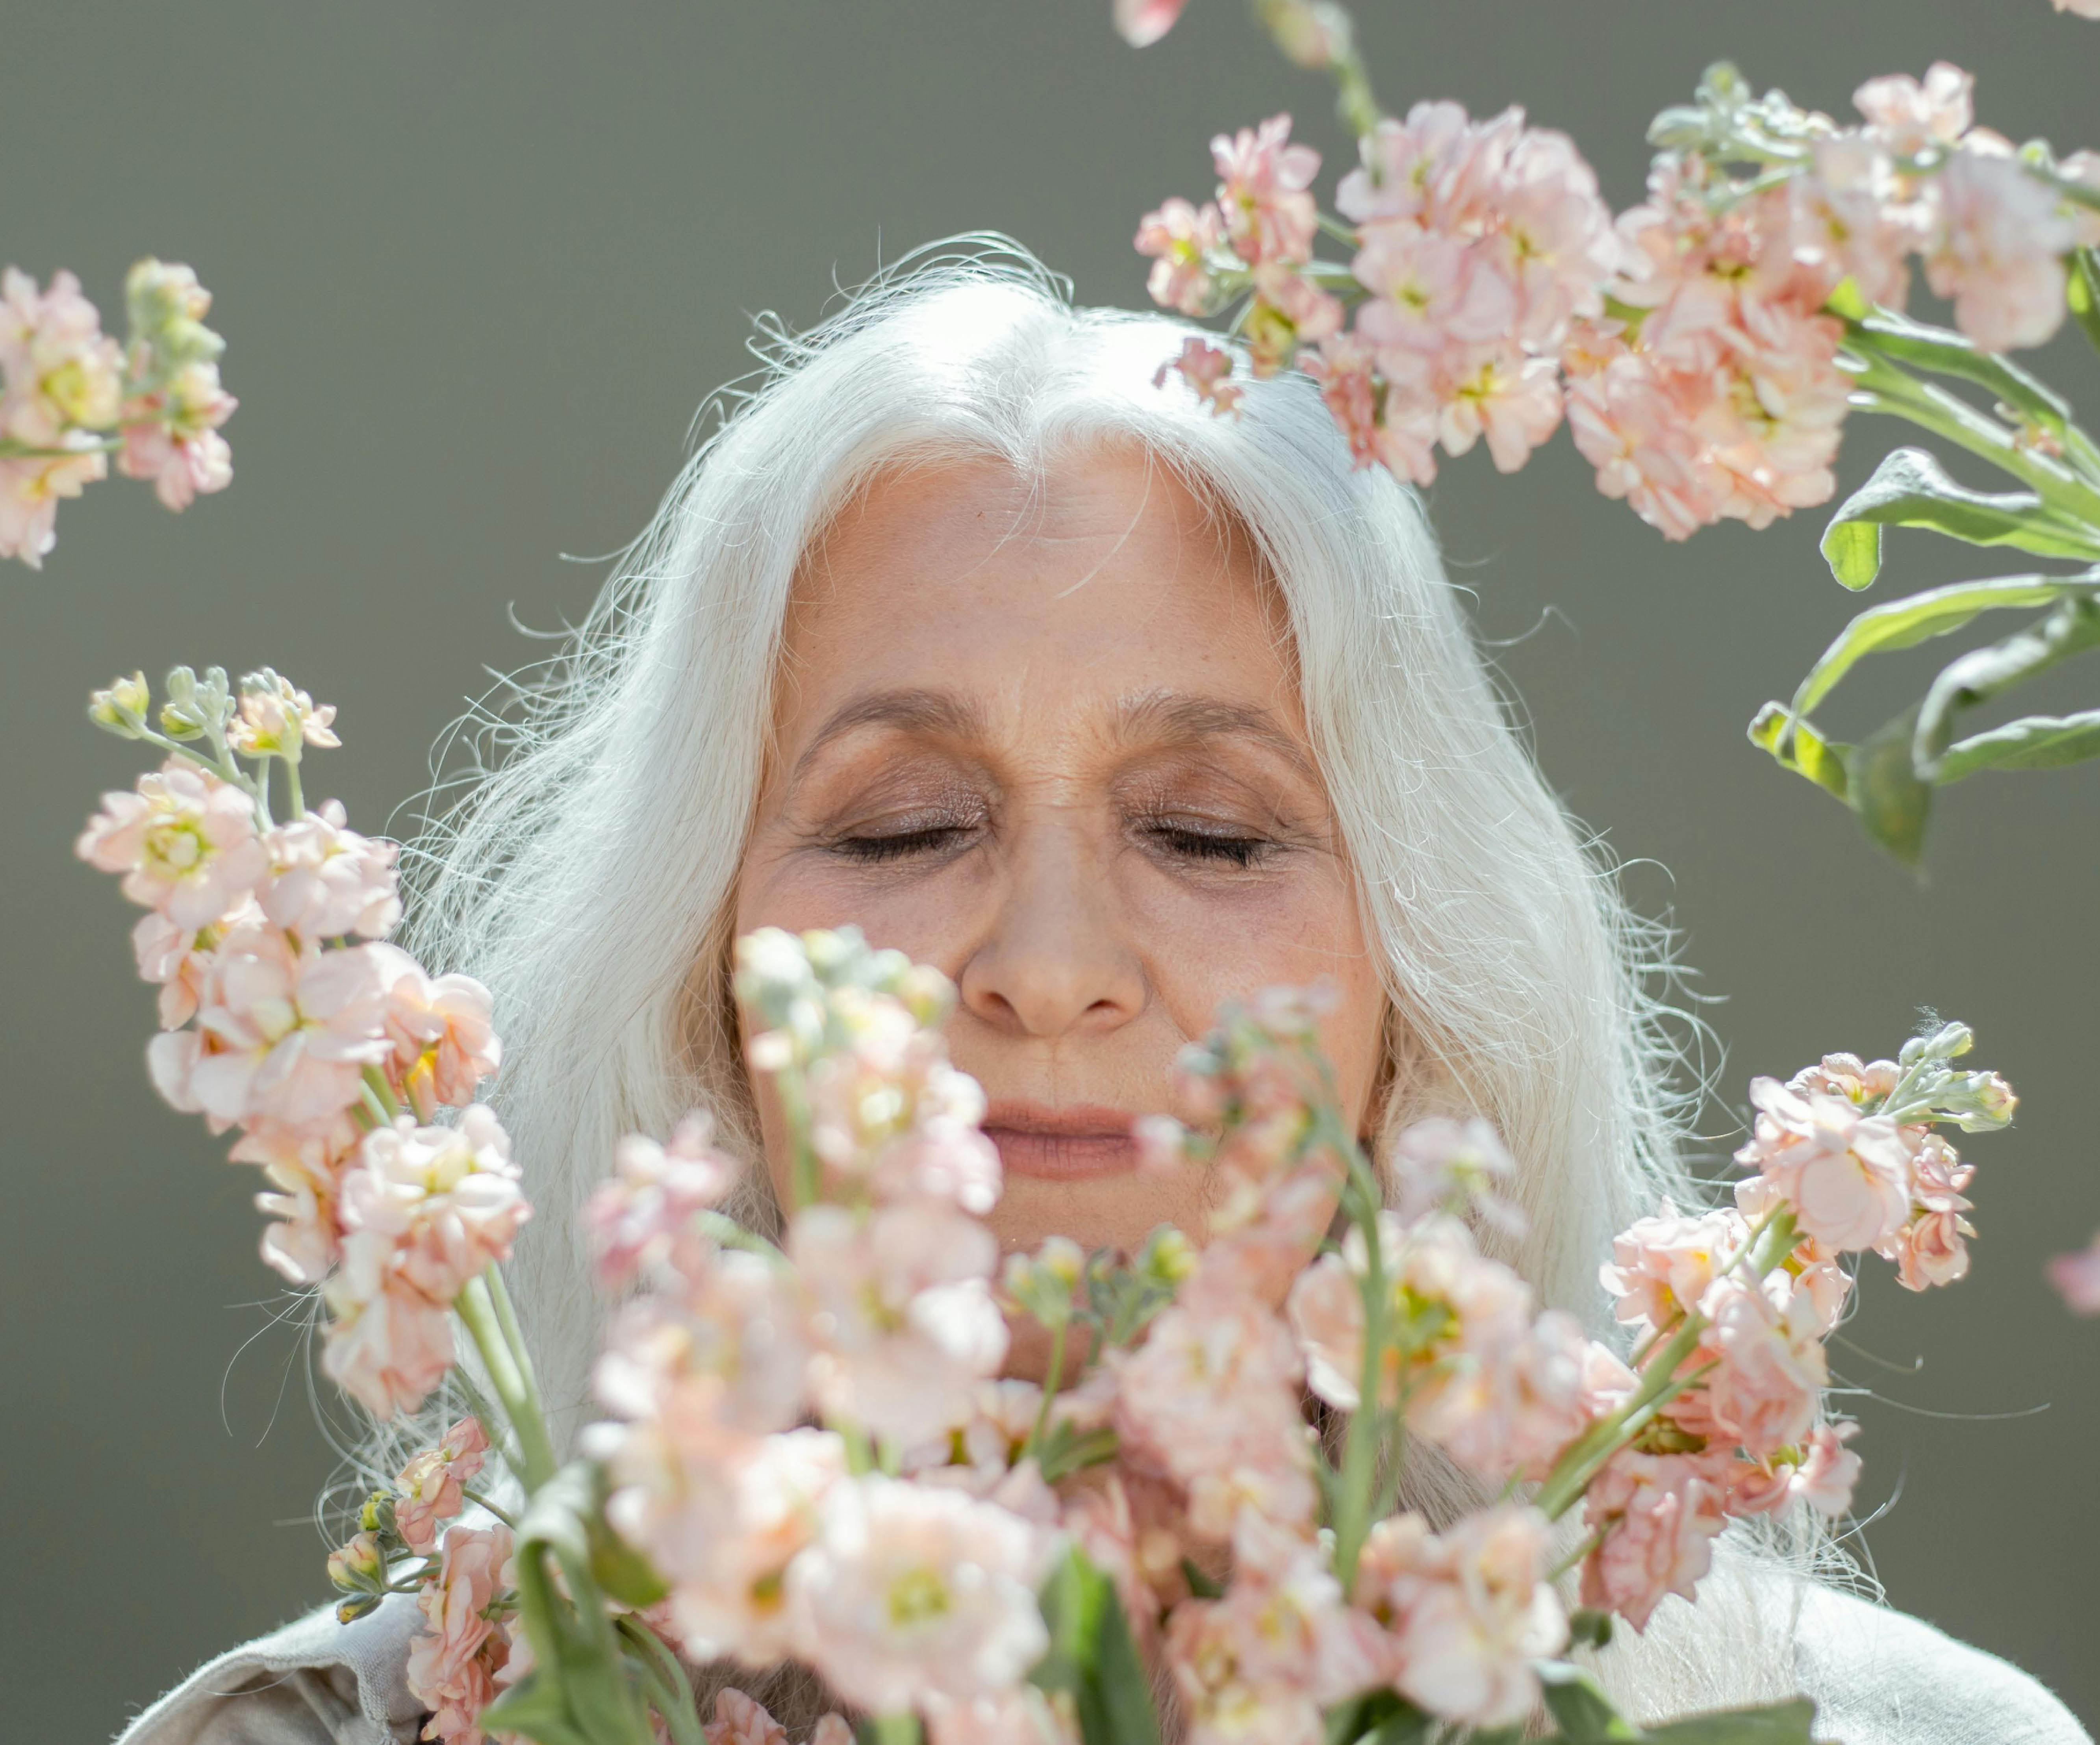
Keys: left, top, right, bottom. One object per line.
{"left": 76, "top": 665, "right": 512, "bottom": 1418}
{"left": 1, "top": 260, "right": 235, "bottom": 567}
{"left": 1136, "top": 52, "right": 2100, "bottom": 543}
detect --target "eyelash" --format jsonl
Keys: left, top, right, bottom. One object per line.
{"left": 827, "top": 818, "right": 1276, "bottom": 870}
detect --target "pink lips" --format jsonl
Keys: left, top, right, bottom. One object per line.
{"left": 984, "top": 1100, "right": 1140, "bottom": 1181}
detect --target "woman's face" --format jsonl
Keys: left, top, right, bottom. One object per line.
{"left": 733, "top": 446, "right": 1386, "bottom": 1280}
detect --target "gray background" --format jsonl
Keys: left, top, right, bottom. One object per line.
{"left": 5, "top": 2, "right": 2096, "bottom": 1736}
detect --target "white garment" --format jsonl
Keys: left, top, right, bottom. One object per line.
{"left": 112, "top": 1583, "right": 2085, "bottom": 1745}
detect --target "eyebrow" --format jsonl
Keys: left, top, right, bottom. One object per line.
{"left": 792, "top": 684, "right": 1317, "bottom": 784}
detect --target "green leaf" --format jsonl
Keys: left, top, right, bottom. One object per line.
{"left": 1748, "top": 702, "right": 1852, "bottom": 801}
{"left": 1789, "top": 574, "right": 2093, "bottom": 718}
{"left": 1846, "top": 708, "right": 1933, "bottom": 867}
{"left": 478, "top": 1670, "right": 598, "bottom": 1745}
{"left": 1937, "top": 708, "right": 2100, "bottom": 781}
{"left": 2068, "top": 250, "right": 2100, "bottom": 358}
{"left": 1361, "top": 1706, "right": 1433, "bottom": 1745}
{"left": 1818, "top": 449, "right": 2100, "bottom": 590}
{"left": 1913, "top": 592, "right": 2100, "bottom": 775}
{"left": 1537, "top": 1661, "right": 1645, "bottom": 1743}
{"left": 1846, "top": 310, "right": 2073, "bottom": 438}
{"left": 1640, "top": 1698, "right": 1819, "bottom": 1744}
{"left": 1031, "top": 1548, "right": 1162, "bottom": 1745}
{"left": 1566, "top": 1608, "right": 1616, "bottom": 1650}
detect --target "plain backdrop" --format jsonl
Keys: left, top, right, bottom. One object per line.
{"left": 6, "top": 2, "right": 2098, "bottom": 1736}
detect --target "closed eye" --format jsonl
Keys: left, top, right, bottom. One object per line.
{"left": 830, "top": 824, "right": 974, "bottom": 863}
{"left": 1142, "top": 822, "right": 1275, "bottom": 868}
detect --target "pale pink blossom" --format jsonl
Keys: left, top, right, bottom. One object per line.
{"left": 1701, "top": 294, "right": 1850, "bottom": 518}
{"left": 587, "top": 1112, "right": 740, "bottom": 1289}
{"left": 792, "top": 1201, "right": 1008, "bottom": 1447}
{"left": 1926, "top": 148, "right": 2075, "bottom": 352}
{"left": 77, "top": 758, "right": 268, "bottom": 929}
{"left": 1354, "top": 1506, "right": 1565, "bottom": 1727}
{"left": 1882, "top": 1132, "right": 1976, "bottom": 1290}
{"left": 227, "top": 673, "right": 339, "bottom": 755}
{"left": 1697, "top": 1274, "right": 1827, "bottom": 1458}
{"left": 1600, "top": 1202, "right": 1750, "bottom": 1334}
{"left": 1352, "top": 229, "right": 1517, "bottom": 357}
{"left": 608, "top": 1430, "right": 843, "bottom": 1664}
{"left": 1114, "top": 0, "right": 1188, "bottom": 46}
{"left": 1791, "top": 1421, "right": 1863, "bottom": 1518}
{"left": 369, "top": 945, "right": 503, "bottom": 1113}
{"left": 1336, "top": 103, "right": 1476, "bottom": 232}
{"left": 1737, "top": 1077, "right": 1916, "bottom": 1252}
{"left": 1790, "top": 1052, "right": 1901, "bottom": 1107}
{"left": 1243, "top": 264, "right": 1344, "bottom": 377}
{"left": 1437, "top": 344, "right": 1563, "bottom": 472}
{"left": 322, "top": 1107, "right": 528, "bottom": 1416}
{"left": 1212, "top": 116, "right": 1321, "bottom": 266}
{"left": 0, "top": 267, "right": 123, "bottom": 441}
{"left": 1580, "top": 1451, "right": 1725, "bottom": 1630}
{"left": 1775, "top": 137, "right": 1919, "bottom": 308}
{"left": 1156, "top": 336, "right": 1243, "bottom": 414}
{"left": 230, "top": 1113, "right": 363, "bottom": 1284}
{"left": 258, "top": 802, "right": 401, "bottom": 942}
{"left": 1137, "top": 198, "right": 1227, "bottom": 316}
{"left": 1853, "top": 63, "right": 1974, "bottom": 157}
{"left": 786, "top": 1474, "right": 1053, "bottom": 1716}
{"left": 131, "top": 902, "right": 258, "bottom": 1028}
{"left": 1388, "top": 1114, "right": 1525, "bottom": 1235}
{"left": 1481, "top": 125, "right": 1617, "bottom": 341}
{"left": 117, "top": 360, "right": 236, "bottom": 510}
{"left": 393, "top": 1417, "right": 491, "bottom": 1555}
{"left": 406, "top": 1524, "right": 513, "bottom": 1745}
{"left": 1299, "top": 330, "right": 1380, "bottom": 467}
{"left": 156, "top": 926, "right": 391, "bottom": 1131}
{"left": 2048, "top": 1233, "right": 2100, "bottom": 1314}
{"left": 705, "top": 1689, "right": 787, "bottom": 1745}
{"left": 0, "top": 448, "right": 104, "bottom": 567}
{"left": 1563, "top": 338, "right": 1723, "bottom": 541}
{"left": 1114, "top": 1281, "right": 1315, "bottom": 1538}
{"left": 924, "top": 1688, "right": 1076, "bottom": 1745}
{"left": 594, "top": 1244, "right": 813, "bottom": 1456}
{"left": 1163, "top": 1598, "right": 1324, "bottom": 1745}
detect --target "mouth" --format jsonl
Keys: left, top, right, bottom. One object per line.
{"left": 983, "top": 1100, "right": 1141, "bottom": 1182}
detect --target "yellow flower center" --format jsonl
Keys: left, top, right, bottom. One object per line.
{"left": 886, "top": 1565, "right": 951, "bottom": 1629}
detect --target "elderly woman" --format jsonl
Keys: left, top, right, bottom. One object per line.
{"left": 118, "top": 250, "right": 2085, "bottom": 1745}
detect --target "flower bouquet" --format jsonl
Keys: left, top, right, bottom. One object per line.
{"left": 1128, "top": 0, "right": 2100, "bottom": 866}
{"left": 78, "top": 667, "right": 2024, "bottom": 1745}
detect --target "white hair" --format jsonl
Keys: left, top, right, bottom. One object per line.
{"left": 399, "top": 238, "right": 1828, "bottom": 1719}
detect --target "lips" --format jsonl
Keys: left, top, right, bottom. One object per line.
{"left": 983, "top": 1100, "right": 1140, "bottom": 1181}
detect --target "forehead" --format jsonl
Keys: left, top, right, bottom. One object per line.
{"left": 778, "top": 448, "right": 1298, "bottom": 736}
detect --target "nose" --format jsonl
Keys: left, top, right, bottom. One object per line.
{"left": 956, "top": 813, "right": 1146, "bottom": 1041}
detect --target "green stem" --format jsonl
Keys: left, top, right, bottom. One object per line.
{"left": 1549, "top": 1525, "right": 1607, "bottom": 1584}
{"left": 1329, "top": 1135, "right": 1390, "bottom": 1590}
{"left": 362, "top": 1065, "right": 401, "bottom": 1120}
{"left": 777, "top": 1068, "right": 821, "bottom": 1210}
{"left": 618, "top": 1617, "right": 704, "bottom": 1745}
{"left": 869, "top": 1715, "right": 923, "bottom": 1745}
{"left": 460, "top": 1488, "right": 518, "bottom": 1530}
{"left": 1026, "top": 1320, "right": 1070, "bottom": 1460}
{"left": 1845, "top": 346, "right": 2100, "bottom": 527}
{"left": 284, "top": 755, "right": 304, "bottom": 816}
{"left": 0, "top": 436, "right": 122, "bottom": 458}
{"left": 456, "top": 1270, "right": 559, "bottom": 1492}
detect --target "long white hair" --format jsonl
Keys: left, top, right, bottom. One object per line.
{"left": 400, "top": 238, "right": 1817, "bottom": 1718}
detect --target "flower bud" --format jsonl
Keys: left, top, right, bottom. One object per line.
{"left": 326, "top": 1530, "right": 387, "bottom": 1593}
{"left": 358, "top": 1489, "right": 399, "bottom": 1538}
{"left": 1137, "top": 1225, "right": 1197, "bottom": 1287}
{"left": 334, "top": 1592, "right": 383, "bottom": 1624}
{"left": 87, "top": 672, "right": 150, "bottom": 734}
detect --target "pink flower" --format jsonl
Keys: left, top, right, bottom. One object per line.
{"left": 792, "top": 1200, "right": 1008, "bottom": 1447}
{"left": 1212, "top": 116, "right": 1321, "bottom": 266}
{"left": 258, "top": 802, "right": 402, "bottom": 942}
{"left": 322, "top": 1107, "right": 529, "bottom": 1416}
{"left": 1113, "top": 0, "right": 1188, "bottom": 46}
{"left": 369, "top": 945, "right": 503, "bottom": 1113}
{"left": 786, "top": 1474, "right": 1053, "bottom": 1716}
{"left": 1436, "top": 343, "right": 1562, "bottom": 473}
{"left": 1156, "top": 336, "right": 1243, "bottom": 414}
{"left": 2047, "top": 1232, "right": 2100, "bottom": 1314}
{"left": 1137, "top": 198, "right": 1227, "bottom": 317}
{"left": 1790, "top": 1052, "right": 1901, "bottom": 1107}
{"left": 132, "top": 903, "right": 257, "bottom": 1029}
{"left": 1736, "top": 1077, "right": 1915, "bottom": 1252}
{"left": 1600, "top": 1202, "right": 1748, "bottom": 1334}
{"left": 1242, "top": 264, "right": 1344, "bottom": 377}
{"left": 1355, "top": 1506, "right": 1566, "bottom": 1727}
{"left": 1776, "top": 137, "right": 1918, "bottom": 309}
{"left": 1563, "top": 338, "right": 1724, "bottom": 542}
{"left": 231, "top": 1113, "right": 363, "bottom": 1284}
{"left": 227, "top": 673, "right": 339, "bottom": 755}
{"left": 1337, "top": 103, "right": 1476, "bottom": 232}
{"left": 1163, "top": 1597, "right": 1324, "bottom": 1745}
{"left": 1791, "top": 1421, "right": 1863, "bottom": 1518}
{"left": 117, "top": 360, "right": 236, "bottom": 510}
{"left": 394, "top": 1417, "right": 491, "bottom": 1555}
{"left": 154, "top": 926, "right": 391, "bottom": 1131}
{"left": 1580, "top": 1451, "right": 1726, "bottom": 1630}
{"left": 406, "top": 1524, "right": 513, "bottom": 1745}
{"left": 1697, "top": 1274, "right": 1827, "bottom": 1458}
{"left": 1299, "top": 330, "right": 1380, "bottom": 466}
{"left": 1353, "top": 228, "right": 1516, "bottom": 358}
{"left": 77, "top": 757, "right": 268, "bottom": 929}
{"left": 0, "top": 267, "right": 123, "bottom": 442}
{"left": 1481, "top": 125, "right": 1616, "bottom": 342}
{"left": 1388, "top": 1114, "right": 1524, "bottom": 1235}
{"left": 705, "top": 1689, "right": 788, "bottom": 1745}
{"left": 0, "top": 449, "right": 104, "bottom": 567}
{"left": 1882, "top": 1132, "right": 1976, "bottom": 1291}
{"left": 2059, "top": 150, "right": 2100, "bottom": 250}
{"left": 1926, "top": 148, "right": 2075, "bottom": 352}
{"left": 594, "top": 1244, "right": 813, "bottom": 1456}
{"left": 1114, "top": 1280, "right": 1315, "bottom": 1538}
{"left": 587, "top": 1112, "right": 740, "bottom": 1289}
{"left": 1852, "top": 63, "right": 1974, "bottom": 157}
{"left": 607, "top": 1430, "right": 843, "bottom": 1664}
